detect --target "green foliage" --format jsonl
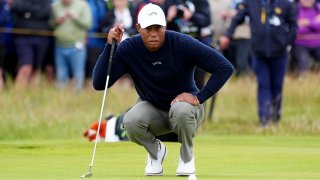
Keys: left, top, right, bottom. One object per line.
{"left": 0, "top": 82, "right": 138, "bottom": 140}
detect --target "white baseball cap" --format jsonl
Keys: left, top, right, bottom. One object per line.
{"left": 137, "top": 3, "right": 166, "bottom": 28}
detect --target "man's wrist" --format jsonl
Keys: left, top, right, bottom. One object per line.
{"left": 194, "top": 95, "right": 200, "bottom": 105}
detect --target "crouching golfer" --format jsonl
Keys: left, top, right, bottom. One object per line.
{"left": 93, "top": 3, "right": 233, "bottom": 176}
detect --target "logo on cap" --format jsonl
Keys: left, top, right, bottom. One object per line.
{"left": 148, "top": 12, "right": 158, "bottom": 16}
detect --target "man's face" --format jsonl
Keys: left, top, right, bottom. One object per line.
{"left": 136, "top": 24, "right": 166, "bottom": 52}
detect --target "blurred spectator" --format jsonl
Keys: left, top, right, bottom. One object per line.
{"left": 163, "top": 0, "right": 212, "bottom": 90}
{"left": 102, "top": 0, "right": 138, "bottom": 40}
{"left": 224, "top": 0, "right": 252, "bottom": 76}
{"left": 86, "top": 0, "right": 108, "bottom": 81}
{"left": 9, "top": 0, "right": 52, "bottom": 89}
{"left": 40, "top": 0, "right": 57, "bottom": 85}
{"left": 42, "top": 34, "right": 55, "bottom": 84}
{"left": 50, "top": 0, "right": 92, "bottom": 93}
{"left": 0, "top": 0, "right": 11, "bottom": 90}
{"left": 210, "top": 0, "right": 232, "bottom": 37}
{"left": 293, "top": 0, "right": 320, "bottom": 77}
{"left": 219, "top": 0, "right": 297, "bottom": 127}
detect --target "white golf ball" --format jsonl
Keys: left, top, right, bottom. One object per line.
{"left": 188, "top": 174, "right": 197, "bottom": 180}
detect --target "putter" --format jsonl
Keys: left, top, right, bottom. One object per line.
{"left": 80, "top": 41, "right": 116, "bottom": 178}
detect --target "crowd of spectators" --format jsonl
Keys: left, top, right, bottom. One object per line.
{"left": 1, "top": 0, "right": 319, "bottom": 90}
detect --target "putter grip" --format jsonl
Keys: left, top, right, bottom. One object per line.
{"left": 106, "top": 40, "right": 116, "bottom": 76}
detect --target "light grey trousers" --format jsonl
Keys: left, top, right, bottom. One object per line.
{"left": 123, "top": 101, "right": 204, "bottom": 163}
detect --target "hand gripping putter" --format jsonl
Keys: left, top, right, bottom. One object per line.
{"left": 80, "top": 41, "right": 116, "bottom": 178}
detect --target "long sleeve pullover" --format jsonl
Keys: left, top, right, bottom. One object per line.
{"left": 93, "top": 31, "right": 234, "bottom": 110}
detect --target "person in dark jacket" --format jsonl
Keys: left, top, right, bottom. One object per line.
{"left": 8, "top": 0, "right": 51, "bottom": 89}
{"left": 93, "top": 3, "right": 233, "bottom": 177}
{"left": 0, "top": 0, "right": 11, "bottom": 90}
{"left": 219, "top": 0, "right": 297, "bottom": 127}
{"left": 86, "top": 0, "right": 108, "bottom": 80}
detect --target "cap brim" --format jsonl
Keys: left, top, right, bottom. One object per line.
{"left": 140, "top": 22, "right": 166, "bottom": 28}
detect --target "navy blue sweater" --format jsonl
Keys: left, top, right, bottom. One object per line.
{"left": 93, "top": 31, "right": 234, "bottom": 110}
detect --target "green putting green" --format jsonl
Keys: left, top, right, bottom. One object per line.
{"left": 1, "top": 135, "right": 319, "bottom": 180}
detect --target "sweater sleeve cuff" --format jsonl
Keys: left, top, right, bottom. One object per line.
{"left": 195, "top": 94, "right": 204, "bottom": 104}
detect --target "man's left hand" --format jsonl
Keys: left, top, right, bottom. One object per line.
{"left": 171, "top": 92, "right": 200, "bottom": 106}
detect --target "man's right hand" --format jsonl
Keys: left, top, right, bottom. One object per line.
{"left": 108, "top": 25, "right": 124, "bottom": 45}
{"left": 219, "top": 36, "right": 231, "bottom": 50}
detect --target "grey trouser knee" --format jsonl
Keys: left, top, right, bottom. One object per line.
{"left": 123, "top": 101, "right": 204, "bottom": 162}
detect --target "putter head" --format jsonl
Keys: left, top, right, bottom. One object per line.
{"left": 80, "top": 172, "right": 92, "bottom": 178}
